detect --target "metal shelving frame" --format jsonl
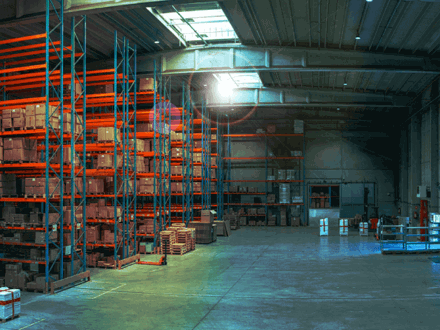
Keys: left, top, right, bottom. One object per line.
{"left": 182, "top": 83, "right": 193, "bottom": 226}
{"left": 112, "top": 31, "right": 128, "bottom": 263}
{"left": 222, "top": 122, "right": 306, "bottom": 226}
{"left": 0, "top": 0, "right": 72, "bottom": 292}
{"left": 201, "top": 98, "right": 208, "bottom": 210}
{"left": 68, "top": 15, "right": 87, "bottom": 276}
{"left": 216, "top": 115, "right": 223, "bottom": 221}
{"left": 45, "top": 0, "right": 64, "bottom": 287}
{"left": 123, "top": 40, "right": 137, "bottom": 258}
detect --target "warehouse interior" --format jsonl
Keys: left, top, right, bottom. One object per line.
{"left": 1, "top": 0, "right": 440, "bottom": 329}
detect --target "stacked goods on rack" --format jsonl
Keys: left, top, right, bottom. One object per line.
{"left": 310, "top": 192, "right": 330, "bottom": 209}
{"left": 268, "top": 211, "right": 277, "bottom": 226}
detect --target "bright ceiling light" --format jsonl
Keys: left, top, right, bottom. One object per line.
{"left": 355, "top": 35, "right": 361, "bottom": 40}
{"left": 218, "top": 82, "right": 234, "bottom": 96}
{"left": 337, "top": 108, "right": 340, "bottom": 111}
{"left": 343, "top": 82, "right": 348, "bottom": 86}
{"left": 366, "top": 0, "right": 373, "bottom": 2}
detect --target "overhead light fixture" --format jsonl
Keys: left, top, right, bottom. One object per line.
{"left": 337, "top": 108, "right": 340, "bottom": 111}
{"left": 343, "top": 82, "right": 348, "bottom": 86}
{"left": 154, "top": 40, "right": 160, "bottom": 44}
{"left": 218, "top": 82, "right": 234, "bottom": 96}
{"left": 366, "top": 0, "right": 373, "bottom": 2}
{"left": 355, "top": 35, "right": 361, "bottom": 40}
{"left": 204, "top": 84, "right": 207, "bottom": 87}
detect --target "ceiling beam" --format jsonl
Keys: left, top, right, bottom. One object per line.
{"left": 0, "top": 0, "right": 215, "bottom": 27}
{"left": 183, "top": 87, "right": 411, "bottom": 109}
{"left": 136, "top": 45, "right": 440, "bottom": 76}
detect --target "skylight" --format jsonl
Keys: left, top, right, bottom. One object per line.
{"left": 213, "top": 73, "right": 262, "bottom": 88}
{"left": 148, "top": 2, "right": 238, "bottom": 45}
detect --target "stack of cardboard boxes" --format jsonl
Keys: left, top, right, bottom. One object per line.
{"left": 139, "top": 177, "right": 154, "bottom": 194}
{"left": 0, "top": 174, "right": 16, "bottom": 196}
{"left": 4, "top": 137, "right": 37, "bottom": 163}
{"left": 24, "top": 177, "right": 60, "bottom": 197}
{"left": 86, "top": 179, "right": 105, "bottom": 195}
{"left": 294, "top": 120, "right": 304, "bottom": 134}
{"left": 268, "top": 212, "right": 276, "bottom": 226}
{"left": 280, "top": 207, "right": 287, "bottom": 226}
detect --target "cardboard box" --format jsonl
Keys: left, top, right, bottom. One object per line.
{"left": 201, "top": 210, "right": 215, "bottom": 223}
{"left": 267, "top": 124, "right": 276, "bottom": 133}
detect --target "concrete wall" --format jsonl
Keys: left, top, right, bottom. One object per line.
{"left": 305, "top": 130, "right": 397, "bottom": 222}
{"left": 398, "top": 81, "right": 440, "bottom": 224}
{"left": 227, "top": 128, "right": 398, "bottom": 225}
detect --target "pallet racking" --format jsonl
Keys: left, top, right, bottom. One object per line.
{"left": 136, "top": 59, "right": 170, "bottom": 250}
{"left": 0, "top": 1, "right": 89, "bottom": 292}
{"left": 83, "top": 32, "right": 138, "bottom": 268}
{"left": 222, "top": 121, "right": 306, "bottom": 226}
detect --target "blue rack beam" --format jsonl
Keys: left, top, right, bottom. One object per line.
{"left": 113, "top": 31, "right": 126, "bottom": 263}
{"left": 45, "top": 0, "right": 64, "bottom": 290}
{"left": 125, "top": 40, "right": 137, "bottom": 258}
{"left": 69, "top": 15, "right": 87, "bottom": 277}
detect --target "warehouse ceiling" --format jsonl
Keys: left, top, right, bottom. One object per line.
{"left": 0, "top": 0, "right": 439, "bottom": 120}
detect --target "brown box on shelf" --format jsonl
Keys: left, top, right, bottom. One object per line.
{"left": 229, "top": 185, "right": 238, "bottom": 193}
{"left": 249, "top": 208, "right": 257, "bottom": 215}
{"left": 171, "top": 165, "right": 183, "bottom": 176}
{"left": 193, "top": 182, "right": 201, "bottom": 192}
{"left": 171, "top": 182, "right": 183, "bottom": 193}
{"left": 239, "top": 186, "right": 248, "bottom": 193}
{"left": 193, "top": 166, "right": 202, "bottom": 177}
{"left": 14, "top": 117, "right": 25, "bottom": 128}
{"left": 11, "top": 108, "right": 24, "bottom": 118}
{"left": 86, "top": 225, "right": 101, "bottom": 243}
{"left": 193, "top": 153, "right": 202, "bottom": 163}
{"left": 98, "top": 154, "right": 113, "bottom": 168}
{"left": 93, "top": 84, "right": 113, "bottom": 94}
{"left": 35, "top": 230, "right": 58, "bottom": 244}
{"left": 2, "top": 118, "right": 12, "bottom": 129}
{"left": 324, "top": 201, "right": 330, "bottom": 208}
{"left": 291, "top": 217, "right": 300, "bottom": 227}
{"left": 257, "top": 208, "right": 265, "bottom": 215}
{"left": 171, "top": 148, "right": 182, "bottom": 158}
{"left": 266, "top": 124, "right": 276, "bottom": 134}
{"left": 320, "top": 199, "right": 325, "bottom": 208}
{"left": 201, "top": 210, "right": 215, "bottom": 223}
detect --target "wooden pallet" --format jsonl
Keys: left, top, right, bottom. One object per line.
{"left": 1, "top": 315, "right": 20, "bottom": 323}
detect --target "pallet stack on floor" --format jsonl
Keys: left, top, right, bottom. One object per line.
{"left": 158, "top": 223, "right": 195, "bottom": 255}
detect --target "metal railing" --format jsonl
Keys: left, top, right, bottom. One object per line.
{"left": 380, "top": 224, "right": 440, "bottom": 252}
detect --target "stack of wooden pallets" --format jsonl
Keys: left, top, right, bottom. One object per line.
{"left": 171, "top": 243, "right": 187, "bottom": 255}
{"left": 159, "top": 230, "right": 176, "bottom": 254}
{"left": 176, "top": 228, "right": 192, "bottom": 252}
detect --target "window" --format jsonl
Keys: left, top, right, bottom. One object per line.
{"left": 309, "top": 185, "right": 340, "bottom": 209}
{"left": 148, "top": 2, "right": 238, "bottom": 45}
{"left": 213, "top": 72, "right": 262, "bottom": 89}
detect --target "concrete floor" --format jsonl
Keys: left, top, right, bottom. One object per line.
{"left": 4, "top": 227, "right": 440, "bottom": 329}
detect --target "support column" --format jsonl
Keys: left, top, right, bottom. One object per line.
{"left": 410, "top": 115, "right": 421, "bottom": 226}
{"left": 430, "top": 103, "right": 439, "bottom": 213}
{"left": 400, "top": 128, "right": 409, "bottom": 216}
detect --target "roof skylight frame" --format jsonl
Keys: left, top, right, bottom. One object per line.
{"left": 147, "top": 1, "right": 239, "bottom": 46}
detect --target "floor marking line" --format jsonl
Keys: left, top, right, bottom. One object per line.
{"left": 19, "top": 318, "right": 45, "bottom": 330}
{"left": 89, "top": 284, "right": 126, "bottom": 299}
